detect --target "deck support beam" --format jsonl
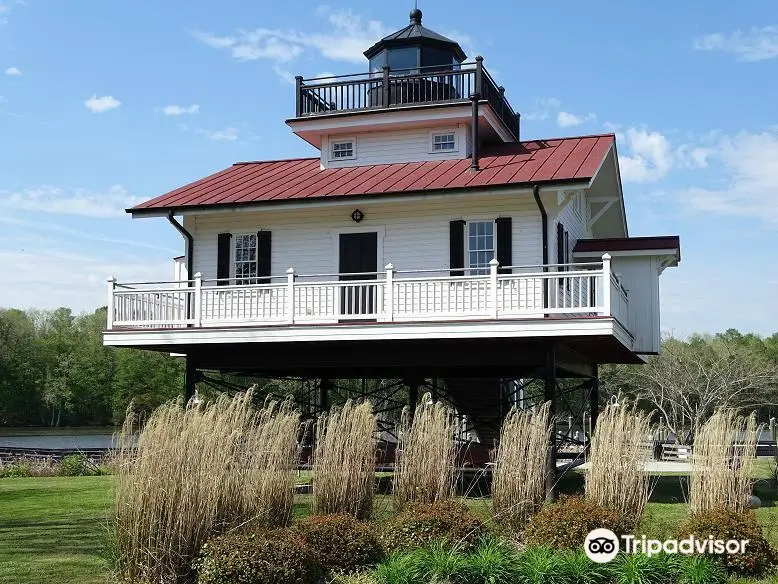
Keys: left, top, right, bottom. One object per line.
{"left": 590, "top": 364, "right": 600, "bottom": 436}
{"left": 184, "top": 355, "right": 197, "bottom": 404}
{"left": 319, "top": 377, "right": 331, "bottom": 412}
{"left": 544, "top": 344, "right": 557, "bottom": 501}
{"left": 407, "top": 379, "right": 420, "bottom": 420}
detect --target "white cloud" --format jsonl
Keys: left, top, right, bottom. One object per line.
{"left": 4, "top": 66, "right": 22, "bottom": 76}
{"left": 556, "top": 111, "right": 596, "bottom": 128}
{"left": 196, "top": 127, "right": 239, "bottom": 141}
{"left": 676, "top": 129, "right": 778, "bottom": 223}
{"left": 0, "top": 184, "right": 138, "bottom": 217}
{"left": 192, "top": 7, "right": 392, "bottom": 81}
{"left": 694, "top": 26, "right": 778, "bottom": 61}
{"left": 523, "top": 97, "right": 562, "bottom": 121}
{"left": 84, "top": 95, "right": 121, "bottom": 113}
{"left": 617, "top": 128, "right": 675, "bottom": 182}
{"left": 159, "top": 104, "right": 200, "bottom": 116}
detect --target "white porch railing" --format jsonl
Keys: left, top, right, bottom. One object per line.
{"left": 106, "top": 254, "right": 628, "bottom": 331}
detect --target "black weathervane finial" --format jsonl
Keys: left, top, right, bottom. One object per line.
{"left": 410, "top": 3, "right": 422, "bottom": 24}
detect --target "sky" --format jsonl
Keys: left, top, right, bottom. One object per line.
{"left": 0, "top": 0, "right": 776, "bottom": 336}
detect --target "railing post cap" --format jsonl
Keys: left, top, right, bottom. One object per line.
{"left": 382, "top": 65, "right": 390, "bottom": 70}
{"left": 489, "top": 258, "right": 500, "bottom": 266}
{"left": 286, "top": 267, "right": 295, "bottom": 274}
{"left": 107, "top": 276, "right": 117, "bottom": 283}
{"left": 295, "top": 75, "right": 303, "bottom": 80}
{"left": 602, "top": 253, "right": 612, "bottom": 261}
{"left": 385, "top": 262, "right": 394, "bottom": 270}
{"left": 194, "top": 272, "right": 202, "bottom": 278}
{"left": 475, "top": 55, "right": 484, "bottom": 62}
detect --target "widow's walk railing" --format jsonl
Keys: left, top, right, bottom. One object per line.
{"left": 294, "top": 58, "right": 520, "bottom": 141}
{"left": 106, "top": 255, "right": 630, "bottom": 332}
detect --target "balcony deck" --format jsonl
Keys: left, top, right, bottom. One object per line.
{"left": 106, "top": 257, "right": 631, "bottom": 339}
{"left": 294, "top": 61, "right": 520, "bottom": 141}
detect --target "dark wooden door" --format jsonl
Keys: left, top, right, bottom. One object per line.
{"left": 339, "top": 232, "right": 378, "bottom": 318}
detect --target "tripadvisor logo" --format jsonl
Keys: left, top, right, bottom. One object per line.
{"left": 584, "top": 529, "right": 750, "bottom": 563}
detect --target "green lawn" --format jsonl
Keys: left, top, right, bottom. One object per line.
{"left": 0, "top": 476, "right": 112, "bottom": 584}
{"left": 0, "top": 463, "right": 776, "bottom": 584}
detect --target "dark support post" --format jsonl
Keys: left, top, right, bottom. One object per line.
{"left": 184, "top": 355, "right": 197, "bottom": 404}
{"left": 544, "top": 345, "right": 557, "bottom": 501}
{"left": 382, "top": 65, "right": 390, "bottom": 108}
{"left": 295, "top": 76, "right": 303, "bottom": 117}
{"left": 470, "top": 93, "right": 480, "bottom": 170}
{"left": 590, "top": 364, "right": 600, "bottom": 438}
{"left": 407, "top": 380, "right": 420, "bottom": 419}
{"left": 319, "top": 378, "right": 331, "bottom": 413}
{"left": 431, "top": 378, "right": 438, "bottom": 402}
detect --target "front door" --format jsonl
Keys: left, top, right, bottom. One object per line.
{"left": 339, "top": 232, "right": 378, "bottom": 318}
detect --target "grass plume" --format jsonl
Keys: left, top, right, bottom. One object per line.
{"left": 312, "top": 399, "right": 378, "bottom": 519}
{"left": 114, "top": 390, "right": 301, "bottom": 583}
{"left": 491, "top": 402, "right": 552, "bottom": 530}
{"left": 393, "top": 393, "right": 457, "bottom": 510}
{"left": 689, "top": 408, "right": 760, "bottom": 514}
{"left": 585, "top": 399, "right": 652, "bottom": 524}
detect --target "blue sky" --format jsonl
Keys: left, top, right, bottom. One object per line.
{"left": 1, "top": 0, "right": 776, "bottom": 335}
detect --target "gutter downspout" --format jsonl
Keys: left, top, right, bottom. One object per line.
{"left": 532, "top": 184, "right": 549, "bottom": 310}
{"left": 167, "top": 211, "right": 193, "bottom": 279}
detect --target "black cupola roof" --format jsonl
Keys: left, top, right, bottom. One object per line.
{"left": 363, "top": 8, "right": 467, "bottom": 62}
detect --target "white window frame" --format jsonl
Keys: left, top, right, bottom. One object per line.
{"left": 465, "top": 219, "right": 495, "bottom": 276}
{"left": 232, "top": 232, "right": 259, "bottom": 285}
{"left": 330, "top": 137, "right": 357, "bottom": 161}
{"left": 429, "top": 130, "right": 458, "bottom": 154}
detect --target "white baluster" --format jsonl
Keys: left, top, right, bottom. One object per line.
{"left": 489, "top": 258, "right": 499, "bottom": 319}
{"left": 106, "top": 277, "right": 116, "bottom": 329}
{"left": 385, "top": 263, "right": 394, "bottom": 322}
{"left": 286, "top": 267, "right": 296, "bottom": 324}
{"left": 602, "top": 253, "right": 612, "bottom": 317}
{"left": 193, "top": 272, "right": 203, "bottom": 327}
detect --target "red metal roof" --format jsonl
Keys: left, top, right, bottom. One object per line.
{"left": 130, "top": 134, "right": 615, "bottom": 213}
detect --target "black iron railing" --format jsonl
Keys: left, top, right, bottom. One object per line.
{"left": 294, "top": 58, "right": 520, "bottom": 141}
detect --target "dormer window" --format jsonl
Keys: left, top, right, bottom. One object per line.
{"left": 331, "top": 138, "right": 356, "bottom": 161}
{"left": 430, "top": 131, "right": 457, "bottom": 153}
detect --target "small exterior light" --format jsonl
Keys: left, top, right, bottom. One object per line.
{"left": 351, "top": 209, "right": 365, "bottom": 223}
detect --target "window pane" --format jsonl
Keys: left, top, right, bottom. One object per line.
{"left": 466, "top": 221, "right": 495, "bottom": 274}
{"left": 387, "top": 47, "right": 419, "bottom": 71}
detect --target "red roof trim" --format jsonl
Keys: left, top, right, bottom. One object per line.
{"left": 131, "top": 134, "right": 616, "bottom": 213}
{"left": 573, "top": 236, "right": 681, "bottom": 258}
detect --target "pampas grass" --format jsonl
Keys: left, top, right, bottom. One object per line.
{"left": 393, "top": 393, "right": 457, "bottom": 510}
{"left": 114, "top": 391, "right": 301, "bottom": 583}
{"left": 585, "top": 400, "right": 652, "bottom": 524}
{"left": 690, "top": 408, "right": 760, "bottom": 514}
{"left": 312, "top": 399, "right": 378, "bottom": 519}
{"left": 491, "top": 402, "right": 552, "bottom": 530}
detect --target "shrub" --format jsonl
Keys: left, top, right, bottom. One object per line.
{"left": 373, "top": 551, "right": 421, "bottom": 584}
{"left": 676, "top": 555, "right": 727, "bottom": 584}
{"left": 195, "top": 528, "right": 320, "bottom": 584}
{"left": 524, "top": 496, "right": 632, "bottom": 550}
{"left": 677, "top": 507, "right": 778, "bottom": 577}
{"left": 0, "top": 463, "right": 30, "bottom": 478}
{"left": 556, "top": 549, "right": 611, "bottom": 584}
{"left": 313, "top": 400, "right": 377, "bottom": 519}
{"left": 609, "top": 552, "right": 676, "bottom": 584}
{"left": 585, "top": 400, "right": 652, "bottom": 526}
{"left": 462, "top": 537, "right": 520, "bottom": 584}
{"left": 514, "top": 546, "right": 560, "bottom": 584}
{"left": 393, "top": 395, "right": 457, "bottom": 510}
{"left": 114, "top": 392, "right": 301, "bottom": 583}
{"left": 294, "top": 513, "right": 384, "bottom": 575}
{"left": 59, "top": 454, "right": 97, "bottom": 476}
{"left": 408, "top": 541, "right": 468, "bottom": 583}
{"left": 491, "top": 402, "right": 552, "bottom": 531}
{"left": 380, "top": 500, "right": 487, "bottom": 552}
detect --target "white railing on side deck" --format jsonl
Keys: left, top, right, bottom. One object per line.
{"left": 106, "top": 254, "right": 628, "bottom": 332}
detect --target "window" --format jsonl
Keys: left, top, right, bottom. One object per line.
{"left": 467, "top": 221, "right": 495, "bottom": 275}
{"left": 331, "top": 138, "right": 355, "bottom": 160}
{"left": 234, "top": 234, "right": 258, "bottom": 284}
{"left": 431, "top": 132, "right": 457, "bottom": 152}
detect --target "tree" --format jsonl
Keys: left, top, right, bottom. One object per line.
{"left": 603, "top": 335, "right": 778, "bottom": 442}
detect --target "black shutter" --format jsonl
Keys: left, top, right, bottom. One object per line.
{"left": 257, "top": 230, "right": 272, "bottom": 284}
{"left": 449, "top": 220, "right": 465, "bottom": 276}
{"left": 556, "top": 222, "right": 565, "bottom": 267}
{"left": 216, "top": 233, "right": 232, "bottom": 286}
{"left": 495, "top": 217, "right": 512, "bottom": 274}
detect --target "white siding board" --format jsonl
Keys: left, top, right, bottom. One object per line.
{"left": 190, "top": 193, "right": 542, "bottom": 281}
{"left": 323, "top": 125, "right": 469, "bottom": 168}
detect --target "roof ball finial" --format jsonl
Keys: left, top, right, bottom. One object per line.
{"left": 410, "top": 7, "right": 422, "bottom": 24}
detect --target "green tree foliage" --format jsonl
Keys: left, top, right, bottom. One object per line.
{"left": 0, "top": 307, "right": 183, "bottom": 427}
